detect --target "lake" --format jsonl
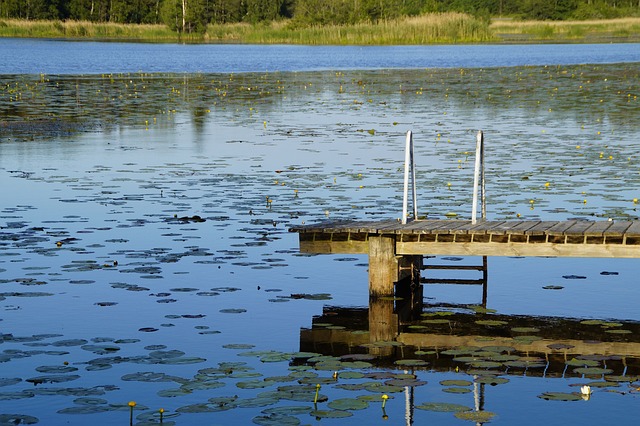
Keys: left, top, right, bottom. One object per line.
{"left": 1, "top": 40, "right": 640, "bottom": 425}
{"left": 3, "top": 38, "right": 640, "bottom": 74}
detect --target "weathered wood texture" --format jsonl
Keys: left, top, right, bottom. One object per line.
{"left": 292, "top": 219, "right": 640, "bottom": 258}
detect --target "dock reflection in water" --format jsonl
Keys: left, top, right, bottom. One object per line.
{"left": 300, "top": 277, "right": 640, "bottom": 421}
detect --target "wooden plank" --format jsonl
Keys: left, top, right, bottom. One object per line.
{"left": 374, "top": 220, "right": 406, "bottom": 232}
{"left": 299, "top": 240, "right": 368, "bottom": 254}
{"left": 396, "top": 241, "right": 640, "bottom": 258}
{"left": 582, "top": 221, "right": 613, "bottom": 236}
{"left": 504, "top": 221, "right": 541, "bottom": 235}
{"left": 434, "top": 220, "right": 474, "bottom": 234}
{"left": 525, "top": 221, "right": 559, "bottom": 235}
{"left": 469, "top": 220, "right": 509, "bottom": 235}
{"left": 624, "top": 221, "right": 640, "bottom": 237}
{"left": 396, "top": 219, "right": 442, "bottom": 233}
{"left": 564, "top": 221, "right": 596, "bottom": 236}
{"left": 404, "top": 220, "right": 471, "bottom": 234}
{"left": 604, "top": 221, "right": 633, "bottom": 235}
{"left": 546, "top": 220, "right": 578, "bottom": 236}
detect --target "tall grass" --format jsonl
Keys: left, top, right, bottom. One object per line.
{"left": 490, "top": 17, "right": 640, "bottom": 41}
{"left": 206, "top": 13, "right": 494, "bottom": 44}
{"left": 0, "top": 15, "right": 638, "bottom": 44}
{"left": 0, "top": 19, "right": 180, "bottom": 41}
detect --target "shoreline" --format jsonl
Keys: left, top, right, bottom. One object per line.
{"left": 0, "top": 16, "right": 639, "bottom": 45}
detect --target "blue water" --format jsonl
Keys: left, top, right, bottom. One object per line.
{"left": 1, "top": 41, "right": 640, "bottom": 425}
{"left": 4, "top": 37, "right": 640, "bottom": 74}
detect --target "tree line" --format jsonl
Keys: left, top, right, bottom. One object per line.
{"left": 1, "top": 0, "right": 638, "bottom": 33}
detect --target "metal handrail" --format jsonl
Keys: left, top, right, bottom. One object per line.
{"left": 471, "top": 130, "right": 486, "bottom": 224}
{"left": 402, "top": 131, "right": 418, "bottom": 224}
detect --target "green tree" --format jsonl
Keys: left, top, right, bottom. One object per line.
{"left": 245, "top": 0, "right": 285, "bottom": 23}
{"left": 161, "top": 0, "right": 209, "bottom": 33}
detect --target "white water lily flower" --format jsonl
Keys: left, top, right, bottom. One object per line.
{"left": 581, "top": 385, "right": 592, "bottom": 400}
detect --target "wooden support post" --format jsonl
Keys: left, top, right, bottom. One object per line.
{"left": 368, "top": 234, "right": 398, "bottom": 298}
{"left": 368, "top": 298, "right": 398, "bottom": 356}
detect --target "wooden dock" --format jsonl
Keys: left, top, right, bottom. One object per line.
{"left": 290, "top": 219, "right": 640, "bottom": 297}
{"left": 291, "top": 219, "right": 640, "bottom": 257}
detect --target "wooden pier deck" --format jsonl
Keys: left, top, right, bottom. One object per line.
{"left": 291, "top": 219, "right": 640, "bottom": 258}
{"left": 290, "top": 219, "right": 640, "bottom": 297}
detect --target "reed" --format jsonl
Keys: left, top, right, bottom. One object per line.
{"left": 0, "top": 15, "right": 638, "bottom": 44}
{"left": 490, "top": 17, "right": 640, "bottom": 41}
{"left": 206, "top": 13, "right": 495, "bottom": 44}
{"left": 0, "top": 19, "right": 180, "bottom": 41}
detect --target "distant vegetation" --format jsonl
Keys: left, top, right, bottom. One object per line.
{"left": 0, "top": 0, "right": 639, "bottom": 36}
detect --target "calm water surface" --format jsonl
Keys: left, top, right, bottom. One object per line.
{"left": 3, "top": 38, "right": 640, "bottom": 73}
{"left": 0, "top": 44, "right": 639, "bottom": 425}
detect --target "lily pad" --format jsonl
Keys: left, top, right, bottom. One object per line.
{"left": 416, "top": 402, "right": 472, "bottom": 412}
{"left": 440, "top": 380, "right": 472, "bottom": 387}
{"left": 475, "top": 320, "right": 508, "bottom": 326}
{"left": 443, "top": 387, "right": 472, "bottom": 394}
{"left": 0, "top": 414, "right": 39, "bottom": 424}
{"left": 574, "top": 367, "right": 614, "bottom": 375}
{"left": 538, "top": 392, "right": 582, "bottom": 401}
{"left": 252, "top": 414, "right": 300, "bottom": 425}
{"left": 327, "top": 398, "right": 369, "bottom": 410}
{"left": 454, "top": 411, "right": 496, "bottom": 422}
{"left": 394, "top": 359, "right": 429, "bottom": 367}
{"left": 309, "top": 410, "right": 353, "bottom": 419}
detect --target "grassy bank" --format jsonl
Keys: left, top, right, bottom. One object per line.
{"left": 491, "top": 17, "right": 640, "bottom": 42}
{"left": 0, "top": 19, "right": 180, "bottom": 41}
{"left": 0, "top": 15, "right": 639, "bottom": 44}
{"left": 206, "top": 13, "right": 493, "bottom": 44}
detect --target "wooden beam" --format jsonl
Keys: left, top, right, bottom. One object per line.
{"left": 368, "top": 235, "right": 397, "bottom": 297}
{"left": 396, "top": 241, "right": 640, "bottom": 258}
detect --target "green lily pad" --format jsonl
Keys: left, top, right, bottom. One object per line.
{"left": 538, "top": 392, "right": 582, "bottom": 401}
{"left": 605, "top": 375, "right": 639, "bottom": 382}
{"left": 475, "top": 320, "right": 508, "bottom": 326}
{"left": 327, "top": 398, "right": 369, "bottom": 410}
{"left": 309, "top": 410, "right": 353, "bottom": 419}
{"left": 475, "top": 376, "right": 509, "bottom": 385}
{"left": 262, "top": 406, "right": 312, "bottom": 415}
{"left": 574, "top": 367, "right": 614, "bottom": 375}
{"left": 252, "top": 414, "right": 300, "bottom": 425}
{"left": 512, "top": 335, "right": 542, "bottom": 343}
{"left": 511, "top": 327, "right": 541, "bottom": 333}
{"left": 454, "top": 411, "right": 496, "bottom": 422}
{"left": 440, "top": 380, "right": 473, "bottom": 387}
{"left": 26, "top": 375, "right": 80, "bottom": 385}
{"left": 223, "top": 344, "right": 256, "bottom": 350}
{"left": 394, "top": 359, "right": 429, "bottom": 367}
{"left": 421, "top": 319, "right": 451, "bottom": 324}
{"left": 385, "top": 378, "right": 427, "bottom": 387}
{"left": 177, "top": 403, "right": 234, "bottom": 413}
{"left": 580, "top": 320, "right": 606, "bottom": 325}
{"left": 237, "top": 397, "right": 280, "bottom": 408}
{"left": 443, "top": 387, "right": 472, "bottom": 394}
{"left": 337, "top": 371, "right": 365, "bottom": 379}
{"left": 566, "top": 358, "right": 600, "bottom": 367}
{"left": 416, "top": 402, "right": 472, "bottom": 412}
{"left": 586, "top": 381, "right": 620, "bottom": 387}
{"left": 57, "top": 405, "right": 110, "bottom": 414}
{"left": 236, "top": 380, "right": 277, "bottom": 389}
{"left": 0, "top": 378, "right": 22, "bottom": 387}
{"left": 469, "top": 361, "right": 502, "bottom": 369}
{"left": 0, "top": 414, "right": 39, "bottom": 425}
{"left": 73, "top": 397, "right": 108, "bottom": 405}
{"left": 365, "top": 383, "right": 404, "bottom": 393}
